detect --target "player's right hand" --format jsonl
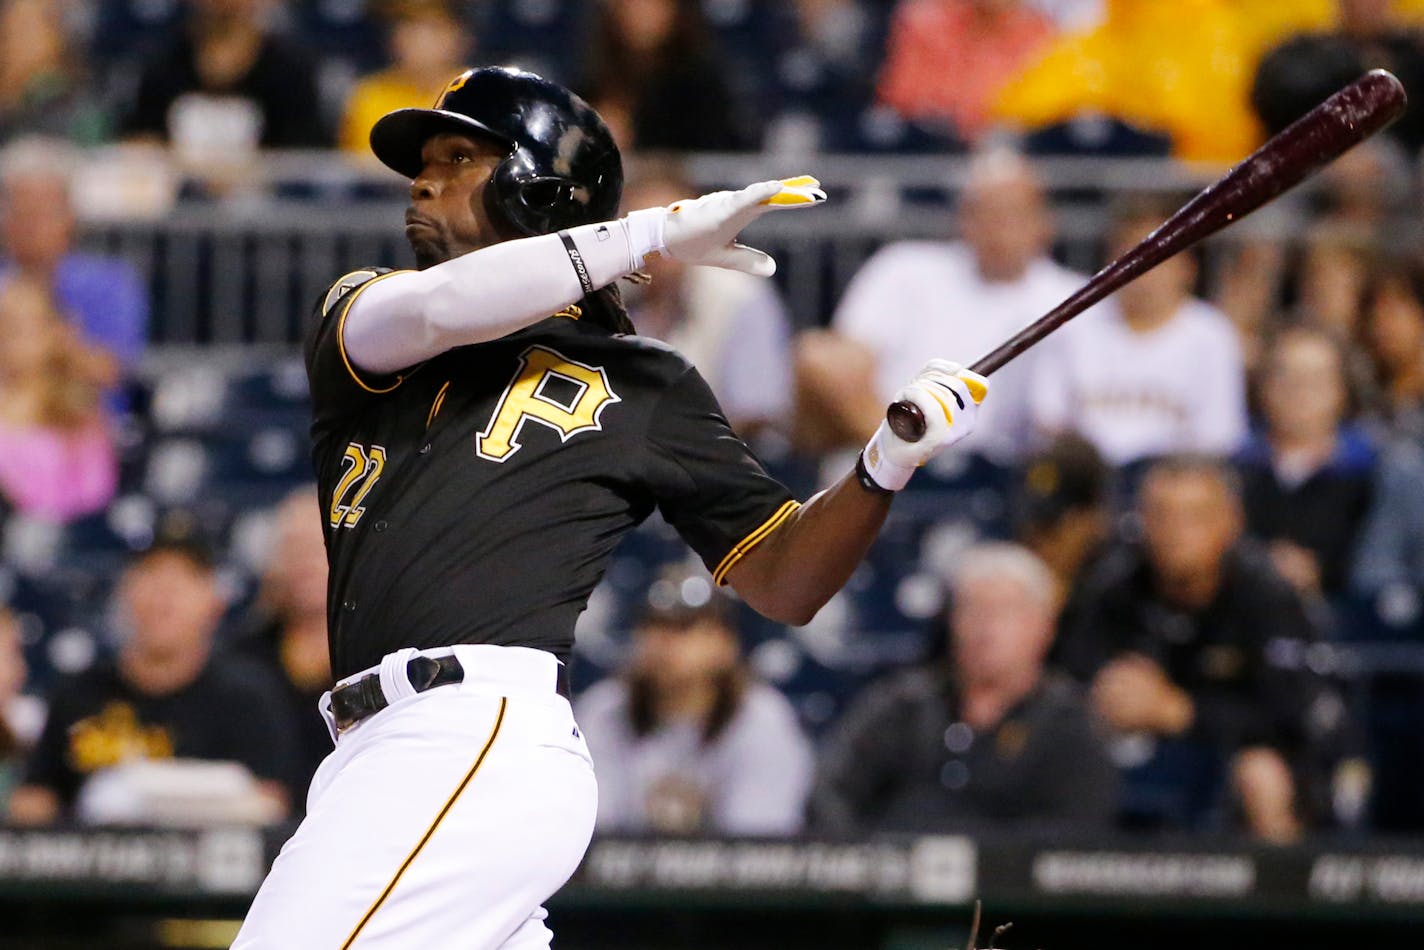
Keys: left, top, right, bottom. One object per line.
{"left": 623, "top": 176, "right": 826, "bottom": 277}
{"left": 858, "top": 360, "right": 989, "bottom": 492}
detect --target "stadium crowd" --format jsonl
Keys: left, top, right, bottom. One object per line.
{"left": 2, "top": 0, "right": 1424, "bottom": 848}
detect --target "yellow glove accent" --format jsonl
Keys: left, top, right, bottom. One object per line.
{"left": 761, "top": 175, "right": 826, "bottom": 206}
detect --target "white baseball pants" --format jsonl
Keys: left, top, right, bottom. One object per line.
{"left": 233, "top": 645, "right": 597, "bottom": 949}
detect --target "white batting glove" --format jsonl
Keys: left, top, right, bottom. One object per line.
{"left": 858, "top": 360, "right": 990, "bottom": 492}
{"left": 623, "top": 175, "right": 826, "bottom": 277}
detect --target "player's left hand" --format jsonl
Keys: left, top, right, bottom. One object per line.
{"left": 858, "top": 360, "right": 988, "bottom": 492}
{"left": 624, "top": 176, "right": 826, "bottom": 277}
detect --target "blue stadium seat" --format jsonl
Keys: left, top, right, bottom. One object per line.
{"left": 293, "top": 0, "right": 386, "bottom": 72}
{"left": 477, "top": 0, "right": 591, "bottom": 86}
{"left": 89, "top": 0, "right": 183, "bottom": 62}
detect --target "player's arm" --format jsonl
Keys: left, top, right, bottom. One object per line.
{"left": 343, "top": 178, "right": 826, "bottom": 374}
{"left": 727, "top": 361, "right": 987, "bottom": 625}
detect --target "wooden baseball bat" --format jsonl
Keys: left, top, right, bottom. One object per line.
{"left": 887, "top": 68, "right": 1408, "bottom": 443}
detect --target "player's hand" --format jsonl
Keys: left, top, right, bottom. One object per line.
{"left": 624, "top": 176, "right": 826, "bottom": 276}
{"left": 858, "top": 360, "right": 988, "bottom": 492}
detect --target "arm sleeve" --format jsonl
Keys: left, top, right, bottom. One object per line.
{"left": 644, "top": 365, "right": 798, "bottom": 585}
{"left": 304, "top": 267, "right": 406, "bottom": 430}
{"left": 339, "top": 218, "right": 646, "bottom": 376}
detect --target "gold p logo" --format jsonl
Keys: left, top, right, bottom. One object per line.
{"left": 435, "top": 69, "right": 474, "bottom": 108}
{"left": 476, "top": 346, "right": 621, "bottom": 462}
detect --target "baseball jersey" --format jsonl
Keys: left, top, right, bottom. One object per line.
{"left": 305, "top": 269, "right": 798, "bottom": 680}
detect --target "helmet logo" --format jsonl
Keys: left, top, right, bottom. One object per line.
{"left": 434, "top": 69, "right": 474, "bottom": 109}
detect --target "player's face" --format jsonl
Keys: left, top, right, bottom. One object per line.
{"left": 406, "top": 132, "right": 509, "bottom": 269}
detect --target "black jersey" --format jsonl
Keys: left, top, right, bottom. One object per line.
{"left": 305, "top": 269, "right": 798, "bottom": 680}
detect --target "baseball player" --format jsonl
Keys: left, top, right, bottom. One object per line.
{"left": 233, "top": 67, "right": 987, "bottom": 948}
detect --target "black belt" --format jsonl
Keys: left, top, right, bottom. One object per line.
{"left": 329, "top": 654, "right": 570, "bottom": 733}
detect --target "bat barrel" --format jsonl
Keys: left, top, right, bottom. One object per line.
{"left": 885, "top": 69, "right": 1406, "bottom": 444}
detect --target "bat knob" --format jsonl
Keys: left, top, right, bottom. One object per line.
{"left": 887, "top": 400, "right": 926, "bottom": 443}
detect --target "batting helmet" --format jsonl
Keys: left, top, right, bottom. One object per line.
{"left": 370, "top": 66, "right": 623, "bottom": 237}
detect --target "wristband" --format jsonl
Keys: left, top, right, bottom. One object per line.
{"left": 622, "top": 207, "right": 668, "bottom": 268}
{"left": 558, "top": 231, "right": 594, "bottom": 295}
{"left": 855, "top": 452, "right": 894, "bottom": 495}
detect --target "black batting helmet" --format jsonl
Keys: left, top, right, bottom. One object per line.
{"left": 370, "top": 66, "right": 623, "bottom": 237}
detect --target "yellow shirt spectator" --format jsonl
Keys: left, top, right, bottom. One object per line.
{"left": 338, "top": 0, "right": 470, "bottom": 156}
{"left": 993, "top": 0, "right": 1333, "bottom": 162}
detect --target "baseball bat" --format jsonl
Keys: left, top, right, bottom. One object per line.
{"left": 887, "top": 68, "right": 1408, "bottom": 443}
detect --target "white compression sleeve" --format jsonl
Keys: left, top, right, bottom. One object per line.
{"left": 343, "top": 213, "right": 667, "bottom": 375}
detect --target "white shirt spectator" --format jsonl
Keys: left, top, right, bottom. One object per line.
{"left": 576, "top": 677, "right": 814, "bottom": 836}
{"left": 1028, "top": 296, "right": 1248, "bottom": 464}
{"left": 834, "top": 241, "right": 1083, "bottom": 461}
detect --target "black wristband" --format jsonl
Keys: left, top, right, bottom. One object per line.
{"left": 558, "top": 231, "right": 595, "bottom": 295}
{"left": 855, "top": 452, "right": 894, "bottom": 496}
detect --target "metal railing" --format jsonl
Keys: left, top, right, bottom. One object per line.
{"left": 68, "top": 149, "right": 1419, "bottom": 345}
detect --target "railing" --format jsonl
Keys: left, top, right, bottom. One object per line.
{"left": 71, "top": 150, "right": 1413, "bottom": 346}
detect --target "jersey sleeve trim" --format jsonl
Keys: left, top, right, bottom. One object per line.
{"left": 711, "top": 499, "right": 802, "bottom": 586}
{"left": 335, "top": 270, "right": 414, "bottom": 394}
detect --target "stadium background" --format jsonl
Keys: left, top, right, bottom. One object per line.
{"left": 4, "top": 0, "right": 1424, "bottom": 947}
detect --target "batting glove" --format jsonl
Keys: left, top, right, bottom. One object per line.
{"left": 623, "top": 176, "right": 826, "bottom": 277}
{"left": 858, "top": 360, "right": 989, "bottom": 492}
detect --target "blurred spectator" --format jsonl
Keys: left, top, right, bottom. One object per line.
{"left": 576, "top": 568, "right": 813, "bottom": 836}
{"left": 1235, "top": 327, "right": 1377, "bottom": 599}
{"left": 1059, "top": 456, "right": 1328, "bottom": 841}
{"left": 1296, "top": 222, "right": 1377, "bottom": 342}
{"left": 1028, "top": 196, "right": 1248, "bottom": 465}
{"left": 995, "top": 0, "right": 1330, "bottom": 161}
{"left": 1351, "top": 438, "right": 1424, "bottom": 601}
{"left": 121, "top": 0, "right": 328, "bottom": 154}
{"left": 233, "top": 487, "right": 332, "bottom": 811}
{"left": 1253, "top": 0, "right": 1424, "bottom": 153}
{"left": 0, "top": 0, "right": 109, "bottom": 145}
{"left": 583, "top": 0, "right": 752, "bottom": 151}
{"left": 1014, "top": 434, "right": 1115, "bottom": 627}
{"left": 7, "top": 540, "right": 295, "bottom": 825}
{"left": 338, "top": 0, "right": 472, "bottom": 156}
{"left": 876, "top": 0, "right": 1057, "bottom": 145}
{"left": 0, "top": 275, "right": 117, "bottom": 522}
{"left": 0, "top": 608, "right": 29, "bottom": 814}
{"left": 1360, "top": 260, "right": 1424, "bottom": 438}
{"left": 795, "top": 148, "right": 1080, "bottom": 460}
{"left": 622, "top": 160, "right": 794, "bottom": 436}
{"left": 788, "top": 0, "right": 880, "bottom": 80}
{"left": 0, "top": 137, "right": 148, "bottom": 370}
{"left": 810, "top": 543, "right": 1117, "bottom": 833}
